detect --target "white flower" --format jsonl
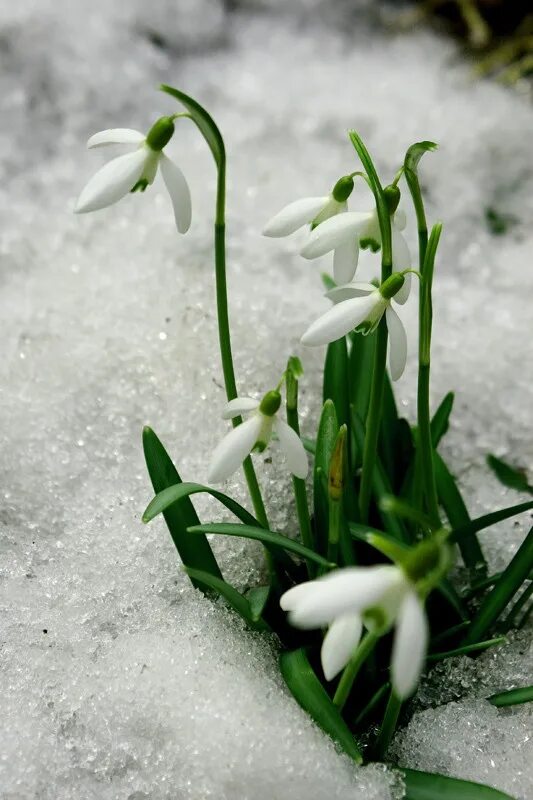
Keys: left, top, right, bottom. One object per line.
{"left": 263, "top": 176, "right": 356, "bottom": 284}
{"left": 208, "top": 392, "right": 308, "bottom": 483}
{"left": 280, "top": 565, "right": 429, "bottom": 699}
{"left": 300, "top": 274, "right": 408, "bottom": 381}
{"left": 74, "top": 117, "right": 191, "bottom": 233}
{"left": 301, "top": 207, "right": 411, "bottom": 301}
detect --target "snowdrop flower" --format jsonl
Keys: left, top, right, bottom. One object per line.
{"left": 301, "top": 186, "right": 411, "bottom": 301}
{"left": 301, "top": 272, "right": 408, "bottom": 381}
{"left": 263, "top": 176, "right": 356, "bottom": 284}
{"left": 75, "top": 116, "right": 191, "bottom": 233}
{"left": 208, "top": 390, "right": 308, "bottom": 483}
{"left": 280, "top": 564, "right": 429, "bottom": 699}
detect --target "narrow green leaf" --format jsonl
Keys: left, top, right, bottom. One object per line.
{"left": 404, "top": 141, "right": 438, "bottom": 175}
{"left": 184, "top": 567, "right": 269, "bottom": 631}
{"left": 428, "top": 637, "right": 506, "bottom": 662}
{"left": 143, "top": 481, "right": 260, "bottom": 527}
{"left": 302, "top": 437, "right": 316, "bottom": 455}
{"left": 463, "top": 527, "right": 533, "bottom": 645}
{"left": 323, "top": 337, "right": 350, "bottom": 432}
{"left": 142, "top": 428, "right": 222, "bottom": 590}
{"left": 349, "top": 330, "right": 376, "bottom": 437}
{"left": 246, "top": 585, "right": 271, "bottom": 621}
{"left": 160, "top": 84, "right": 224, "bottom": 168}
{"left": 188, "top": 523, "right": 334, "bottom": 569}
{"left": 488, "top": 685, "right": 533, "bottom": 708}
{"left": 434, "top": 451, "right": 486, "bottom": 572}
{"left": 401, "top": 767, "right": 515, "bottom": 800}
{"left": 487, "top": 454, "right": 533, "bottom": 495}
{"left": 431, "top": 392, "right": 454, "bottom": 448}
{"left": 450, "top": 500, "right": 533, "bottom": 544}
{"left": 314, "top": 400, "right": 339, "bottom": 555}
{"left": 280, "top": 648, "right": 362, "bottom": 763}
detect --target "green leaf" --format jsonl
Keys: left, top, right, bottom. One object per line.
{"left": 302, "top": 437, "right": 316, "bottom": 455}
{"left": 431, "top": 392, "right": 454, "bottom": 448}
{"left": 404, "top": 141, "right": 438, "bottom": 175}
{"left": 427, "top": 637, "right": 506, "bottom": 662}
{"left": 450, "top": 500, "right": 533, "bottom": 545}
{"left": 184, "top": 567, "right": 269, "bottom": 631}
{"left": 280, "top": 648, "right": 362, "bottom": 763}
{"left": 160, "top": 84, "right": 224, "bottom": 168}
{"left": 349, "top": 330, "right": 376, "bottom": 437}
{"left": 246, "top": 585, "right": 271, "bottom": 621}
{"left": 401, "top": 768, "right": 515, "bottom": 800}
{"left": 434, "top": 451, "right": 486, "bottom": 572}
{"left": 287, "top": 355, "right": 304, "bottom": 380}
{"left": 463, "top": 526, "right": 533, "bottom": 645}
{"left": 487, "top": 454, "right": 533, "bottom": 495}
{"left": 143, "top": 481, "right": 260, "bottom": 527}
{"left": 323, "top": 336, "right": 350, "bottom": 433}
{"left": 487, "top": 685, "right": 533, "bottom": 708}
{"left": 314, "top": 400, "right": 339, "bottom": 554}
{"left": 188, "top": 523, "right": 334, "bottom": 569}
{"left": 142, "top": 428, "right": 222, "bottom": 590}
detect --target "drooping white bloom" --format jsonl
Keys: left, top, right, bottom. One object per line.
{"left": 301, "top": 274, "right": 408, "bottom": 381}
{"left": 75, "top": 117, "right": 191, "bottom": 233}
{"left": 263, "top": 176, "right": 357, "bottom": 284}
{"left": 301, "top": 207, "right": 411, "bottom": 302}
{"left": 208, "top": 391, "right": 308, "bottom": 484}
{"left": 280, "top": 565, "right": 429, "bottom": 698}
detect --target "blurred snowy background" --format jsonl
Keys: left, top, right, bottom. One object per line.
{"left": 1, "top": 1, "right": 532, "bottom": 798}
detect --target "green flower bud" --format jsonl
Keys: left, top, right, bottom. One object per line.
{"left": 259, "top": 390, "right": 281, "bottom": 417}
{"left": 384, "top": 184, "right": 401, "bottom": 215}
{"left": 328, "top": 425, "right": 347, "bottom": 503}
{"left": 332, "top": 175, "right": 354, "bottom": 203}
{"left": 380, "top": 272, "right": 405, "bottom": 300}
{"left": 401, "top": 536, "right": 450, "bottom": 586}
{"left": 145, "top": 116, "right": 175, "bottom": 152}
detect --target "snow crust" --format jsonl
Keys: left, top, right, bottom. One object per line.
{"left": 1, "top": 1, "right": 532, "bottom": 797}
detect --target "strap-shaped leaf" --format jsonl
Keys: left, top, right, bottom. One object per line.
{"left": 401, "top": 768, "right": 515, "bottom": 799}
{"left": 404, "top": 141, "right": 438, "bottom": 176}
{"left": 160, "top": 84, "right": 224, "bottom": 168}
{"left": 488, "top": 685, "right": 533, "bottom": 708}
{"left": 487, "top": 454, "right": 533, "bottom": 495}
{"left": 143, "top": 481, "right": 260, "bottom": 527}
{"left": 188, "top": 523, "right": 334, "bottom": 569}
{"left": 280, "top": 648, "right": 362, "bottom": 763}
{"left": 313, "top": 400, "right": 339, "bottom": 554}
{"left": 184, "top": 567, "right": 270, "bottom": 631}
{"left": 450, "top": 500, "right": 533, "bottom": 544}
{"left": 431, "top": 392, "right": 454, "bottom": 448}
{"left": 323, "top": 336, "right": 350, "bottom": 434}
{"left": 142, "top": 428, "right": 222, "bottom": 588}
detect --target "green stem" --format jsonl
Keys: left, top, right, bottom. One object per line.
{"left": 214, "top": 165, "right": 268, "bottom": 529}
{"left": 359, "top": 321, "right": 388, "bottom": 522}
{"left": 375, "top": 689, "right": 402, "bottom": 759}
{"left": 327, "top": 500, "right": 341, "bottom": 565}
{"left": 286, "top": 376, "right": 314, "bottom": 577}
{"left": 333, "top": 630, "right": 379, "bottom": 709}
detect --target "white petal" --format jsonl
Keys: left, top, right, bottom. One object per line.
{"left": 222, "top": 397, "right": 259, "bottom": 420}
{"left": 325, "top": 283, "right": 376, "bottom": 303}
{"left": 289, "top": 565, "right": 403, "bottom": 628}
{"left": 74, "top": 148, "right": 147, "bottom": 213}
{"left": 207, "top": 416, "right": 263, "bottom": 483}
{"left": 393, "top": 208, "right": 407, "bottom": 231}
{"left": 392, "top": 229, "right": 411, "bottom": 278}
{"left": 313, "top": 198, "right": 346, "bottom": 226}
{"left": 87, "top": 128, "right": 145, "bottom": 148}
{"left": 280, "top": 580, "right": 317, "bottom": 612}
{"left": 394, "top": 271, "right": 411, "bottom": 305}
{"left": 386, "top": 307, "right": 407, "bottom": 381}
{"left": 274, "top": 419, "right": 308, "bottom": 479}
{"left": 321, "top": 612, "right": 363, "bottom": 681}
{"left": 333, "top": 236, "right": 360, "bottom": 284}
{"left": 262, "top": 197, "right": 329, "bottom": 237}
{"left": 391, "top": 591, "right": 429, "bottom": 699}
{"left": 301, "top": 292, "right": 380, "bottom": 347}
{"left": 301, "top": 212, "right": 373, "bottom": 260}
{"left": 160, "top": 153, "right": 192, "bottom": 234}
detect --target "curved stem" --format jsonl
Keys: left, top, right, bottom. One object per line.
{"left": 333, "top": 629, "right": 380, "bottom": 709}
{"left": 375, "top": 689, "right": 402, "bottom": 759}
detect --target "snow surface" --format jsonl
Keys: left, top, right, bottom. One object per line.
{"left": 1, "top": 1, "right": 532, "bottom": 798}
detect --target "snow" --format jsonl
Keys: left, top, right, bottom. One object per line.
{"left": 1, "top": 0, "right": 532, "bottom": 797}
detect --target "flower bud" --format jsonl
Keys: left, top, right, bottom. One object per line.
{"left": 332, "top": 175, "right": 354, "bottom": 203}
{"left": 401, "top": 536, "right": 450, "bottom": 585}
{"left": 384, "top": 184, "right": 401, "bottom": 215}
{"left": 380, "top": 272, "right": 405, "bottom": 300}
{"left": 328, "top": 425, "right": 347, "bottom": 502}
{"left": 259, "top": 390, "right": 282, "bottom": 417}
{"left": 146, "top": 116, "right": 175, "bottom": 152}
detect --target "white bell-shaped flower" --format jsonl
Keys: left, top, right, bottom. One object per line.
{"left": 75, "top": 117, "right": 191, "bottom": 233}
{"left": 208, "top": 391, "right": 308, "bottom": 484}
{"left": 301, "top": 273, "right": 408, "bottom": 381}
{"left": 280, "top": 564, "right": 429, "bottom": 699}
